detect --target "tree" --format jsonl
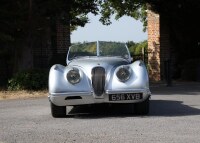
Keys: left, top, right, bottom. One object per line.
{"left": 0, "top": 0, "right": 100, "bottom": 74}
{"left": 98, "top": 0, "right": 147, "bottom": 31}
{"left": 1, "top": 0, "right": 155, "bottom": 85}
{"left": 0, "top": 0, "right": 103, "bottom": 87}
{"left": 127, "top": 40, "right": 147, "bottom": 55}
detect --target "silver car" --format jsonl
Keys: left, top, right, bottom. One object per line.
{"left": 48, "top": 41, "right": 151, "bottom": 117}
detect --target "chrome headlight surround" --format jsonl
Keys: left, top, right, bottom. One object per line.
{"left": 116, "top": 66, "right": 131, "bottom": 82}
{"left": 67, "top": 68, "right": 81, "bottom": 84}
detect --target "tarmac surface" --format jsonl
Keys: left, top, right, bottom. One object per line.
{"left": 0, "top": 81, "right": 200, "bottom": 143}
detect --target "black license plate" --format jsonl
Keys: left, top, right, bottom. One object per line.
{"left": 109, "top": 93, "right": 143, "bottom": 101}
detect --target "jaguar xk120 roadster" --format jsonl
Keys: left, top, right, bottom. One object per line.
{"left": 48, "top": 41, "right": 151, "bottom": 117}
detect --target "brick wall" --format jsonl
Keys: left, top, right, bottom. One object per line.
{"left": 33, "top": 20, "right": 71, "bottom": 68}
{"left": 56, "top": 20, "right": 70, "bottom": 54}
{"left": 160, "top": 14, "right": 172, "bottom": 80}
{"left": 147, "top": 10, "right": 161, "bottom": 81}
{"left": 148, "top": 10, "right": 174, "bottom": 81}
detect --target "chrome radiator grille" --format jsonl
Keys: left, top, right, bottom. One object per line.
{"left": 91, "top": 67, "right": 105, "bottom": 96}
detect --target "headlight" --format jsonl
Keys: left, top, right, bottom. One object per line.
{"left": 67, "top": 69, "right": 80, "bottom": 84}
{"left": 116, "top": 67, "right": 131, "bottom": 82}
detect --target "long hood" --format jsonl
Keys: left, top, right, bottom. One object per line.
{"left": 68, "top": 57, "right": 129, "bottom": 74}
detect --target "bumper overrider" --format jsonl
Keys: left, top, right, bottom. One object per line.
{"left": 48, "top": 89, "right": 151, "bottom": 106}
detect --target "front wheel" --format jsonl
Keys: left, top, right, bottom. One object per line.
{"left": 50, "top": 102, "right": 66, "bottom": 118}
{"left": 134, "top": 97, "right": 149, "bottom": 115}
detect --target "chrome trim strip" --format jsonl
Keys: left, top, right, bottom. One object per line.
{"left": 50, "top": 91, "right": 93, "bottom": 96}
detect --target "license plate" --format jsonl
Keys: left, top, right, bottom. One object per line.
{"left": 109, "top": 93, "right": 143, "bottom": 101}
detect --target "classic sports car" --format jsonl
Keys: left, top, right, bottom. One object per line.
{"left": 48, "top": 41, "right": 151, "bottom": 117}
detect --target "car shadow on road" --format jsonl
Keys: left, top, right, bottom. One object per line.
{"left": 66, "top": 100, "right": 200, "bottom": 118}
{"left": 67, "top": 104, "right": 134, "bottom": 118}
{"left": 150, "top": 82, "right": 200, "bottom": 95}
{"left": 150, "top": 100, "right": 200, "bottom": 116}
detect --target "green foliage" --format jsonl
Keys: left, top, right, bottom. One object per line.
{"left": 135, "top": 41, "right": 148, "bottom": 54}
{"left": 8, "top": 69, "right": 48, "bottom": 90}
{"left": 70, "top": 0, "right": 99, "bottom": 29}
{"left": 99, "top": 0, "right": 147, "bottom": 31}
{"left": 127, "top": 40, "right": 148, "bottom": 65}
{"left": 127, "top": 40, "right": 147, "bottom": 55}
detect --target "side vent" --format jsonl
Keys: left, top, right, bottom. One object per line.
{"left": 65, "top": 96, "right": 82, "bottom": 100}
{"left": 91, "top": 67, "right": 105, "bottom": 96}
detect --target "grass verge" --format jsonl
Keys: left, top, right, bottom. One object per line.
{"left": 0, "top": 90, "right": 48, "bottom": 100}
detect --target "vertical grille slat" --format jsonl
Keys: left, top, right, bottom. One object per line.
{"left": 92, "top": 67, "right": 105, "bottom": 96}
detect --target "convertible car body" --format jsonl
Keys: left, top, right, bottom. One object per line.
{"left": 48, "top": 41, "right": 151, "bottom": 117}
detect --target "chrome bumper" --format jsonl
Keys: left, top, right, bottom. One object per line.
{"left": 49, "top": 89, "right": 151, "bottom": 106}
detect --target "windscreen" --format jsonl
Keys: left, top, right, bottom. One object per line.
{"left": 68, "top": 41, "right": 130, "bottom": 61}
{"left": 68, "top": 42, "right": 97, "bottom": 60}
{"left": 98, "top": 41, "right": 130, "bottom": 59}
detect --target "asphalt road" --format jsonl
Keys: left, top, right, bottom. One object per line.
{"left": 1, "top": 82, "right": 200, "bottom": 143}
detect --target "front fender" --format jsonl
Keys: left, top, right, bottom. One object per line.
{"left": 48, "top": 64, "right": 91, "bottom": 94}
{"left": 106, "top": 60, "right": 149, "bottom": 91}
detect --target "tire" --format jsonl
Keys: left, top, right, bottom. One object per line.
{"left": 50, "top": 102, "right": 66, "bottom": 118}
{"left": 134, "top": 97, "right": 149, "bottom": 115}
